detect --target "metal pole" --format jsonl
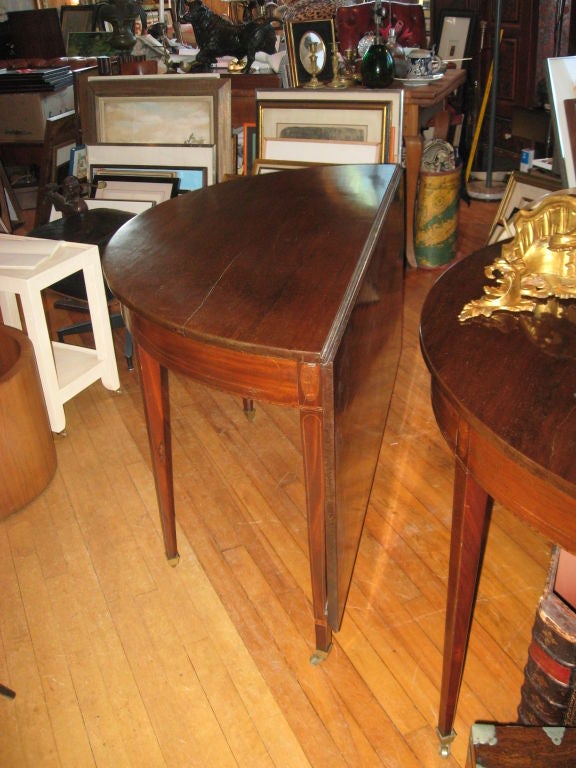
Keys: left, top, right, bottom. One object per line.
{"left": 485, "top": 0, "right": 502, "bottom": 188}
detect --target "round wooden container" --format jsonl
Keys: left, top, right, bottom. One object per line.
{"left": 0, "top": 324, "right": 57, "bottom": 519}
{"left": 415, "top": 165, "right": 461, "bottom": 269}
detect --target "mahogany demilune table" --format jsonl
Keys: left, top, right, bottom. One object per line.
{"left": 104, "top": 165, "right": 405, "bottom": 657}
{"left": 420, "top": 244, "right": 576, "bottom": 755}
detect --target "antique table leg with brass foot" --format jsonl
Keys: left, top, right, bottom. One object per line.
{"left": 437, "top": 441, "right": 493, "bottom": 755}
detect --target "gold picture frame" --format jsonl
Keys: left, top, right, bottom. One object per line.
{"left": 285, "top": 18, "right": 337, "bottom": 87}
{"left": 256, "top": 89, "right": 403, "bottom": 164}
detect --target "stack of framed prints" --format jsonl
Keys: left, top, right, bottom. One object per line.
{"left": 486, "top": 170, "right": 562, "bottom": 246}
{"left": 78, "top": 74, "right": 231, "bottom": 182}
{"left": 86, "top": 144, "right": 217, "bottom": 196}
{"left": 255, "top": 88, "right": 404, "bottom": 169}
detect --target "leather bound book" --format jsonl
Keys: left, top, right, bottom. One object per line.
{"left": 518, "top": 578, "right": 576, "bottom": 725}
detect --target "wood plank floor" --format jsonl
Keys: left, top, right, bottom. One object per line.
{"left": 0, "top": 198, "right": 553, "bottom": 767}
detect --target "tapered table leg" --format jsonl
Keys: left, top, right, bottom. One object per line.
{"left": 403, "top": 132, "right": 422, "bottom": 269}
{"left": 137, "top": 344, "right": 179, "bottom": 565}
{"left": 300, "top": 407, "right": 332, "bottom": 660}
{"left": 437, "top": 449, "right": 493, "bottom": 755}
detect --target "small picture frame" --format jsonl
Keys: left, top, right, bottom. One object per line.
{"left": 86, "top": 143, "right": 217, "bottom": 187}
{"left": 60, "top": 5, "right": 96, "bottom": 55}
{"left": 69, "top": 145, "right": 88, "bottom": 180}
{"left": 436, "top": 11, "right": 476, "bottom": 68}
{"left": 261, "top": 138, "right": 381, "bottom": 164}
{"left": 91, "top": 173, "right": 180, "bottom": 203}
{"left": 486, "top": 171, "right": 562, "bottom": 245}
{"left": 285, "top": 19, "right": 336, "bottom": 87}
{"left": 547, "top": 56, "right": 576, "bottom": 188}
{"left": 251, "top": 159, "right": 327, "bottom": 175}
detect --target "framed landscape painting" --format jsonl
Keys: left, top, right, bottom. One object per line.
{"left": 79, "top": 75, "right": 232, "bottom": 180}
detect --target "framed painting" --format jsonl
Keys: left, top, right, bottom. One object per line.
{"left": 486, "top": 171, "right": 562, "bottom": 245}
{"left": 91, "top": 174, "right": 180, "bottom": 203}
{"left": 256, "top": 88, "right": 403, "bottom": 164}
{"left": 60, "top": 6, "right": 96, "bottom": 55}
{"left": 96, "top": 95, "right": 214, "bottom": 145}
{"left": 547, "top": 56, "right": 576, "bottom": 188}
{"left": 436, "top": 10, "right": 475, "bottom": 68}
{"left": 285, "top": 18, "right": 337, "bottom": 86}
{"left": 66, "top": 31, "right": 122, "bottom": 57}
{"left": 86, "top": 144, "right": 217, "bottom": 188}
{"left": 251, "top": 159, "right": 327, "bottom": 175}
{"left": 261, "top": 138, "right": 381, "bottom": 164}
{"left": 79, "top": 75, "right": 232, "bottom": 181}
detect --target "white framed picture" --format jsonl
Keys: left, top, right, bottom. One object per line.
{"left": 256, "top": 88, "right": 404, "bottom": 164}
{"left": 261, "top": 138, "right": 381, "bottom": 164}
{"left": 436, "top": 11, "right": 475, "bottom": 68}
{"left": 92, "top": 176, "right": 178, "bottom": 204}
{"left": 86, "top": 144, "right": 217, "bottom": 187}
{"left": 252, "top": 158, "right": 327, "bottom": 175}
{"left": 547, "top": 56, "right": 576, "bottom": 188}
{"left": 486, "top": 170, "right": 562, "bottom": 245}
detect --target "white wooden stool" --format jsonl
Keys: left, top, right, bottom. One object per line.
{"left": 0, "top": 234, "right": 120, "bottom": 433}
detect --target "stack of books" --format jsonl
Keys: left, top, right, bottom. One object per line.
{"left": 0, "top": 66, "right": 73, "bottom": 93}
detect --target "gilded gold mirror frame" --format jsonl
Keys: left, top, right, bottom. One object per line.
{"left": 460, "top": 191, "right": 576, "bottom": 322}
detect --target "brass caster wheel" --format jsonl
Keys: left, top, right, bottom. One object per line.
{"left": 309, "top": 646, "right": 331, "bottom": 666}
{"left": 436, "top": 728, "right": 456, "bottom": 758}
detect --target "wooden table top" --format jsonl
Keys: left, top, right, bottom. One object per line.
{"left": 399, "top": 67, "right": 467, "bottom": 108}
{"left": 103, "top": 164, "right": 401, "bottom": 364}
{"left": 420, "top": 245, "right": 576, "bottom": 495}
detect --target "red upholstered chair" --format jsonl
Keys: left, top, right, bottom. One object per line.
{"left": 336, "top": 1, "right": 426, "bottom": 55}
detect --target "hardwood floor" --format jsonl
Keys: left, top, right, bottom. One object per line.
{"left": 0, "top": 198, "right": 553, "bottom": 767}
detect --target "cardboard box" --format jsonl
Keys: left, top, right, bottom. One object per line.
{"left": 0, "top": 86, "right": 74, "bottom": 142}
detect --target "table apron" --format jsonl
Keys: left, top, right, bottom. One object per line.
{"left": 128, "top": 309, "right": 307, "bottom": 408}
{"left": 431, "top": 382, "right": 576, "bottom": 551}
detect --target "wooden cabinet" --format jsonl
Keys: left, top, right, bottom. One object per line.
{"left": 220, "top": 71, "right": 282, "bottom": 127}
{"left": 487, "top": 0, "right": 539, "bottom": 120}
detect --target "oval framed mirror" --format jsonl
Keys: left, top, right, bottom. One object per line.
{"left": 299, "top": 31, "right": 326, "bottom": 74}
